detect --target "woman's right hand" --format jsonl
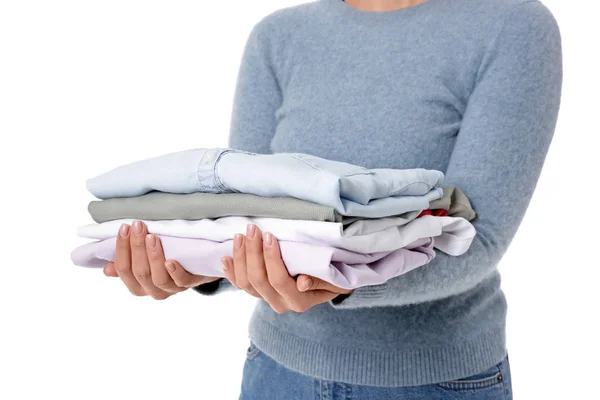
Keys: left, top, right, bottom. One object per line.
{"left": 104, "top": 220, "right": 220, "bottom": 300}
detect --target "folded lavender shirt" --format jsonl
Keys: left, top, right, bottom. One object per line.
{"left": 77, "top": 215, "right": 475, "bottom": 256}
{"left": 71, "top": 236, "right": 435, "bottom": 290}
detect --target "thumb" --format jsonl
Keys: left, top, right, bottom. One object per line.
{"left": 296, "top": 275, "right": 351, "bottom": 294}
{"left": 103, "top": 262, "right": 119, "bottom": 277}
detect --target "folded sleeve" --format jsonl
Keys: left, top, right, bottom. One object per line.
{"left": 332, "top": 1, "right": 562, "bottom": 309}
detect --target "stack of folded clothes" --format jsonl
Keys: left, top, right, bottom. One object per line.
{"left": 71, "top": 148, "right": 477, "bottom": 290}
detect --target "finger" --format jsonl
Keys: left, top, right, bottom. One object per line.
{"left": 245, "top": 225, "right": 284, "bottom": 310}
{"left": 114, "top": 224, "right": 145, "bottom": 296}
{"left": 262, "top": 237, "right": 341, "bottom": 312}
{"left": 262, "top": 232, "right": 305, "bottom": 313}
{"left": 146, "top": 234, "right": 183, "bottom": 293}
{"left": 130, "top": 221, "right": 170, "bottom": 300}
{"left": 232, "top": 233, "right": 260, "bottom": 298}
{"left": 298, "top": 289, "right": 340, "bottom": 311}
{"left": 296, "top": 275, "right": 353, "bottom": 294}
{"left": 222, "top": 257, "right": 238, "bottom": 288}
{"left": 165, "top": 260, "right": 213, "bottom": 289}
{"left": 223, "top": 257, "right": 261, "bottom": 299}
{"left": 232, "top": 234, "right": 249, "bottom": 289}
{"left": 104, "top": 262, "right": 118, "bottom": 277}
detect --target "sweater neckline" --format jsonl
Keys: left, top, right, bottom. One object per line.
{"left": 321, "top": 0, "right": 440, "bottom": 23}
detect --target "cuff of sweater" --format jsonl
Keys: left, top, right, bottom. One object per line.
{"left": 330, "top": 283, "right": 390, "bottom": 309}
{"left": 192, "top": 278, "right": 235, "bottom": 296}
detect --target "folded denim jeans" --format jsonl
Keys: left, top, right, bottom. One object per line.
{"left": 70, "top": 236, "right": 435, "bottom": 290}
{"left": 77, "top": 215, "right": 475, "bottom": 256}
{"left": 86, "top": 148, "right": 445, "bottom": 218}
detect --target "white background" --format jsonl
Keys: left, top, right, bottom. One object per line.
{"left": 0, "top": 1, "right": 597, "bottom": 399}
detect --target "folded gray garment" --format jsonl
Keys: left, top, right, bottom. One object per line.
{"left": 429, "top": 186, "right": 477, "bottom": 221}
{"left": 88, "top": 187, "right": 476, "bottom": 224}
{"left": 89, "top": 192, "right": 344, "bottom": 223}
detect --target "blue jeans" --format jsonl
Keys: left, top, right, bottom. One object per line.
{"left": 240, "top": 343, "right": 512, "bottom": 400}
{"left": 86, "top": 148, "right": 444, "bottom": 217}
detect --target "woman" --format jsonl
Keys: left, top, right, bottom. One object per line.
{"left": 104, "top": 0, "right": 562, "bottom": 398}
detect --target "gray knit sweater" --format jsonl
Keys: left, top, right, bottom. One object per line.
{"left": 195, "top": 0, "right": 562, "bottom": 386}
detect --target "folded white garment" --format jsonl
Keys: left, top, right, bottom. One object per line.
{"left": 77, "top": 215, "right": 475, "bottom": 256}
{"left": 71, "top": 236, "right": 436, "bottom": 290}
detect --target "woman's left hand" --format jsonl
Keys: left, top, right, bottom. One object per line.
{"left": 222, "top": 224, "right": 352, "bottom": 314}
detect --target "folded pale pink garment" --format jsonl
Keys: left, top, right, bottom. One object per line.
{"left": 71, "top": 236, "right": 435, "bottom": 290}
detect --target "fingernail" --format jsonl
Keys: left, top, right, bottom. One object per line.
{"left": 246, "top": 224, "right": 256, "bottom": 239}
{"left": 300, "top": 277, "right": 312, "bottom": 291}
{"left": 263, "top": 232, "right": 272, "bottom": 247}
{"left": 234, "top": 234, "right": 243, "bottom": 250}
{"left": 221, "top": 257, "right": 229, "bottom": 271}
{"left": 118, "top": 224, "right": 130, "bottom": 238}
{"left": 165, "top": 261, "right": 176, "bottom": 272}
{"left": 145, "top": 234, "right": 156, "bottom": 249}
{"left": 132, "top": 220, "right": 143, "bottom": 235}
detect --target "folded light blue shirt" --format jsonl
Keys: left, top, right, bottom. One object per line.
{"left": 86, "top": 148, "right": 444, "bottom": 218}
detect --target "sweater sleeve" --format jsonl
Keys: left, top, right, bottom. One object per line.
{"left": 332, "top": 1, "right": 563, "bottom": 309}
{"left": 193, "top": 14, "right": 283, "bottom": 296}
{"left": 227, "top": 14, "right": 283, "bottom": 154}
